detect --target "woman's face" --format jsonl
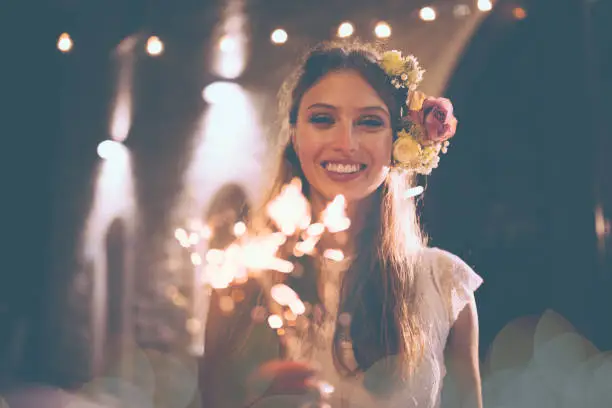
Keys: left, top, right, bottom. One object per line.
{"left": 293, "top": 70, "right": 393, "bottom": 204}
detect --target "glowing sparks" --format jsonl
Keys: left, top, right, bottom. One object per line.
{"left": 322, "top": 195, "right": 351, "bottom": 233}
{"left": 270, "top": 284, "right": 299, "bottom": 306}
{"left": 268, "top": 314, "right": 284, "bottom": 329}
{"left": 233, "top": 221, "right": 247, "bottom": 236}
{"left": 323, "top": 249, "right": 345, "bottom": 262}
{"left": 267, "top": 178, "right": 311, "bottom": 235}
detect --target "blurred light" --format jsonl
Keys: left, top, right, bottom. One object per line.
{"left": 512, "top": 7, "right": 527, "bottom": 20}
{"left": 405, "top": 186, "right": 424, "bottom": 198}
{"left": 97, "top": 140, "right": 126, "bottom": 161}
{"left": 453, "top": 4, "right": 472, "bottom": 17}
{"left": 419, "top": 7, "right": 437, "bottom": 21}
{"left": 219, "top": 35, "right": 238, "bottom": 52}
{"left": 477, "top": 0, "right": 493, "bottom": 12}
{"left": 191, "top": 252, "right": 202, "bottom": 266}
{"left": 268, "top": 314, "right": 283, "bottom": 329}
{"left": 233, "top": 221, "right": 247, "bottom": 236}
{"left": 146, "top": 36, "right": 164, "bottom": 56}
{"left": 271, "top": 28, "right": 288, "bottom": 44}
{"left": 57, "top": 33, "right": 73, "bottom": 53}
{"left": 337, "top": 22, "right": 354, "bottom": 38}
{"left": 374, "top": 22, "right": 391, "bottom": 38}
{"left": 202, "top": 81, "right": 243, "bottom": 105}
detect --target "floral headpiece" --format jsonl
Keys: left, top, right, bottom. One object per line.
{"left": 380, "top": 50, "right": 458, "bottom": 175}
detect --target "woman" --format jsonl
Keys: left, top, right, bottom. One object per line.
{"left": 200, "top": 40, "right": 483, "bottom": 408}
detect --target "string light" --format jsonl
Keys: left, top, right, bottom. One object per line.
{"left": 337, "top": 22, "right": 354, "bottom": 38}
{"left": 419, "top": 7, "right": 437, "bottom": 21}
{"left": 146, "top": 36, "right": 164, "bottom": 56}
{"left": 512, "top": 7, "right": 527, "bottom": 20}
{"left": 57, "top": 33, "right": 73, "bottom": 53}
{"left": 374, "top": 21, "right": 391, "bottom": 38}
{"left": 271, "top": 28, "right": 288, "bottom": 44}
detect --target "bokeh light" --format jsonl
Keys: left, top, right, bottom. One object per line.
{"left": 337, "top": 22, "right": 354, "bottom": 38}
{"left": 419, "top": 7, "right": 437, "bottom": 22}
{"left": 146, "top": 36, "right": 164, "bottom": 56}
{"left": 271, "top": 28, "right": 288, "bottom": 44}
{"left": 57, "top": 32, "right": 73, "bottom": 53}
{"left": 477, "top": 0, "right": 493, "bottom": 12}
{"left": 374, "top": 22, "right": 391, "bottom": 38}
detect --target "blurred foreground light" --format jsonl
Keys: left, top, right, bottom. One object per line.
{"left": 419, "top": 7, "right": 437, "bottom": 21}
{"left": 512, "top": 7, "right": 527, "bottom": 20}
{"left": 374, "top": 22, "right": 391, "bottom": 38}
{"left": 477, "top": 0, "right": 493, "bottom": 12}
{"left": 146, "top": 36, "right": 164, "bottom": 56}
{"left": 97, "top": 140, "right": 126, "bottom": 160}
{"left": 453, "top": 4, "right": 471, "bottom": 17}
{"left": 57, "top": 33, "right": 73, "bottom": 53}
{"left": 219, "top": 35, "right": 238, "bottom": 52}
{"left": 202, "top": 81, "right": 243, "bottom": 104}
{"left": 337, "top": 22, "right": 354, "bottom": 38}
{"left": 271, "top": 28, "right": 288, "bottom": 44}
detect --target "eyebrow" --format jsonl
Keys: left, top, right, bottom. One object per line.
{"left": 306, "top": 103, "right": 389, "bottom": 116}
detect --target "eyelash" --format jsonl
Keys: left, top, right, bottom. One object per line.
{"left": 308, "top": 114, "right": 385, "bottom": 128}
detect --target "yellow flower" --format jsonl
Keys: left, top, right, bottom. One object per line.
{"left": 393, "top": 137, "right": 421, "bottom": 165}
{"left": 381, "top": 50, "right": 405, "bottom": 75}
{"left": 408, "top": 91, "right": 427, "bottom": 111}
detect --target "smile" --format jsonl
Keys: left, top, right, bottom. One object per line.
{"left": 320, "top": 161, "right": 367, "bottom": 181}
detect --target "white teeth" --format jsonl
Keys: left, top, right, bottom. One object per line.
{"left": 324, "top": 162, "right": 361, "bottom": 173}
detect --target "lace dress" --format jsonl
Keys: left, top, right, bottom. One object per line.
{"left": 278, "top": 247, "right": 483, "bottom": 408}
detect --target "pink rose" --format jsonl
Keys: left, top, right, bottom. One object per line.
{"left": 408, "top": 97, "right": 457, "bottom": 144}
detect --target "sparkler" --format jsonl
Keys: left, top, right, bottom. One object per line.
{"left": 174, "top": 177, "right": 351, "bottom": 342}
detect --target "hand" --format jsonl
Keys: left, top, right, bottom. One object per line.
{"left": 246, "top": 360, "right": 332, "bottom": 408}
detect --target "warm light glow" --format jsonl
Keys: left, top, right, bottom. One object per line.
{"left": 57, "top": 33, "right": 73, "bottom": 53}
{"left": 512, "top": 7, "right": 527, "bottom": 20}
{"left": 146, "top": 36, "right": 164, "bottom": 56}
{"left": 233, "top": 221, "right": 247, "bottom": 237}
{"left": 202, "top": 81, "right": 243, "bottom": 105}
{"left": 419, "top": 7, "right": 437, "bottom": 21}
{"left": 268, "top": 314, "right": 283, "bottom": 329}
{"left": 477, "top": 0, "right": 493, "bottom": 12}
{"left": 337, "top": 22, "right": 354, "bottom": 38}
{"left": 271, "top": 28, "right": 288, "bottom": 44}
{"left": 219, "top": 35, "right": 238, "bottom": 52}
{"left": 374, "top": 22, "right": 391, "bottom": 38}
{"left": 270, "top": 284, "right": 299, "bottom": 306}
{"left": 323, "top": 249, "right": 345, "bottom": 262}
{"left": 322, "top": 195, "right": 351, "bottom": 233}
{"left": 191, "top": 252, "right": 202, "bottom": 266}
{"left": 96, "top": 140, "right": 127, "bottom": 161}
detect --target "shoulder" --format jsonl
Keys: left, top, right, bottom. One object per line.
{"left": 419, "top": 247, "right": 483, "bottom": 322}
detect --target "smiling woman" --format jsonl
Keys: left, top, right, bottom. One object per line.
{"left": 199, "top": 40, "right": 483, "bottom": 408}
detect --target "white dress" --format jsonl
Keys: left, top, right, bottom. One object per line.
{"left": 277, "top": 247, "right": 483, "bottom": 408}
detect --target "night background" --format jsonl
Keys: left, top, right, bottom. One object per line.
{"left": 2, "top": 0, "right": 611, "bottom": 406}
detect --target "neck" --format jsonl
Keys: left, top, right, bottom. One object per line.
{"left": 310, "top": 191, "right": 376, "bottom": 256}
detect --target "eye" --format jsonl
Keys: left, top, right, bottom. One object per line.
{"left": 357, "top": 115, "right": 385, "bottom": 128}
{"left": 309, "top": 113, "right": 335, "bottom": 127}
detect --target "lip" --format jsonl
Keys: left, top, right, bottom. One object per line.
{"left": 320, "top": 160, "right": 367, "bottom": 183}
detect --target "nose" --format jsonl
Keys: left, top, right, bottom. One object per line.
{"left": 331, "top": 120, "right": 358, "bottom": 153}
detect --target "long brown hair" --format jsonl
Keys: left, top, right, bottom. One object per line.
{"left": 261, "top": 40, "right": 428, "bottom": 375}
{"left": 200, "top": 40, "right": 429, "bottom": 404}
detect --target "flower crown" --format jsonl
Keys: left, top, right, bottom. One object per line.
{"left": 379, "top": 50, "right": 457, "bottom": 175}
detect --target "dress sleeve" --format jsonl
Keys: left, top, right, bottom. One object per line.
{"left": 429, "top": 248, "right": 483, "bottom": 322}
